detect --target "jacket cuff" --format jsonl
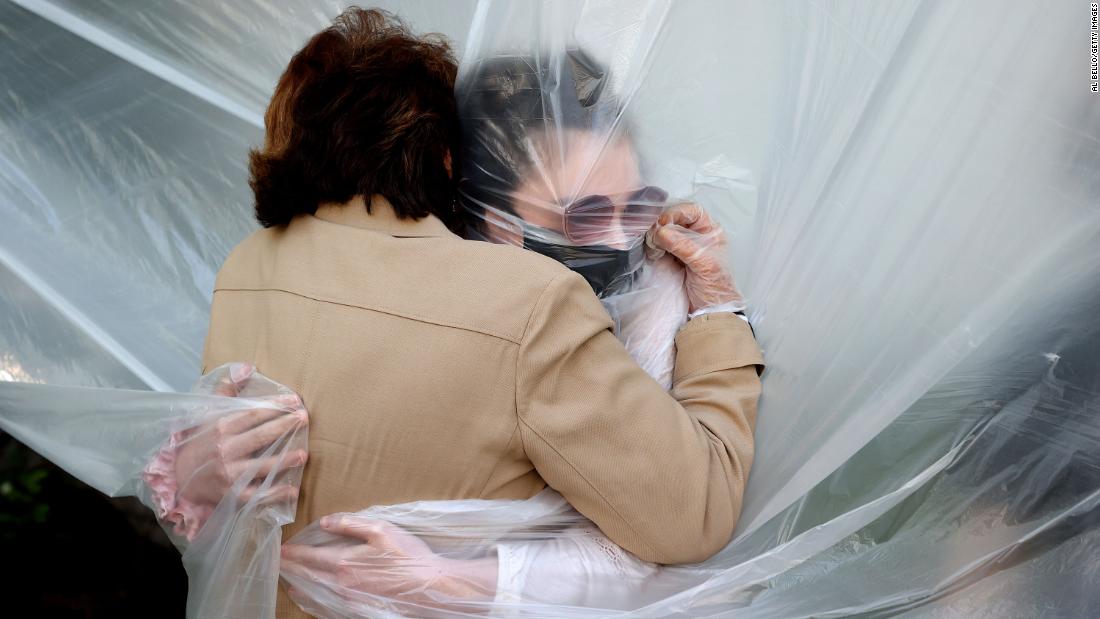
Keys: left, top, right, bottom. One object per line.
{"left": 673, "top": 312, "right": 764, "bottom": 384}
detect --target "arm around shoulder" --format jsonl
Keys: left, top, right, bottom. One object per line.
{"left": 516, "top": 272, "right": 764, "bottom": 565}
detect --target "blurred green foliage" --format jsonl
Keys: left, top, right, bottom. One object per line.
{"left": 0, "top": 436, "right": 52, "bottom": 537}
{"left": 0, "top": 433, "right": 187, "bottom": 617}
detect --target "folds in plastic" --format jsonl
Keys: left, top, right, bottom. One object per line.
{"left": 0, "top": 364, "right": 307, "bottom": 617}
{"left": 1, "top": 0, "right": 1098, "bottom": 616}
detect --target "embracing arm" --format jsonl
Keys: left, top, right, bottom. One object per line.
{"left": 278, "top": 273, "right": 762, "bottom": 615}
{"left": 517, "top": 271, "right": 763, "bottom": 565}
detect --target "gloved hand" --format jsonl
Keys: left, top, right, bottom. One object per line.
{"left": 647, "top": 203, "right": 743, "bottom": 313}
{"left": 175, "top": 363, "right": 308, "bottom": 504}
{"left": 143, "top": 362, "right": 308, "bottom": 540}
{"left": 281, "top": 514, "right": 497, "bottom": 616}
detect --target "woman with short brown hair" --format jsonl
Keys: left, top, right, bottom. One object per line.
{"left": 249, "top": 7, "right": 463, "bottom": 232}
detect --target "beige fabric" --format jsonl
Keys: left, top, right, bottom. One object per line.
{"left": 201, "top": 196, "right": 764, "bottom": 618}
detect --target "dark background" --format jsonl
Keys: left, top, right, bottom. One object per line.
{"left": 0, "top": 434, "right": 186, "bottom": 618}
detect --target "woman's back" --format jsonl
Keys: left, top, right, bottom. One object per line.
{"left": 204, "top": 196, "right": 576, "bottom": 617}
{"left": 203, "top": 196, "right": 582, "bottom": 505}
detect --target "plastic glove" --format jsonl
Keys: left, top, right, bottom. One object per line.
{"left": 647, "top": 203, "right": 743, "bottom": 313}
{"left": 143, "top": 362, "right": 308, "bottom": 540}
{"left": 280, "top": 514, "right": 496, "bottom": 617}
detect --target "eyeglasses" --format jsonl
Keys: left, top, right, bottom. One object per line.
{"left": 562, "top": 186, "right": 669, "bottom": 245}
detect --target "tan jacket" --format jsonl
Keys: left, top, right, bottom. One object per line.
{"left": 202, "top": 196, "right": 764, "bottom": 618}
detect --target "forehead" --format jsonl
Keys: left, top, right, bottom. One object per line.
{"left": 516, "top": 129, "right": 642, "bottom": 204}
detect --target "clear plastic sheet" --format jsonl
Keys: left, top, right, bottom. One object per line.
{"left": 0, "top": 364, "right": 308, "bottom": 617}
{"left": 1, "top": 0, "right": 1099, "bottom": 617}
{"left": 600, "top": 253, "right": 688, "bottom": 390}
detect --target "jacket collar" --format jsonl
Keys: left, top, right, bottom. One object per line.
{"left": 312, "top": 195, "right": 456, "bottom": 239}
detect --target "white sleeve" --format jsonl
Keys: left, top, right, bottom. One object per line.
{"left": 601, "top": 255, "right": 689, "bottom": 390}
{"left": 493, "top": 525, "right": 671, "bottom": 611}
{"left": 491, "top": 542, "right": 530, "bottom": 618}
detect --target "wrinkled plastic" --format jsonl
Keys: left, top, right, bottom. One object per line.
{"left": 0, "top": 364, "right": 308, "bottom": 618}
{"left": 457, "top": 18, "right": 670, "bottom": 299}
{"left": 1, "top": 0, "right": 1099, "bottom": 616}
{"left": 280, "top": 319, "right": 1100, "bottom": 617}
{"left": 280, "top": 2, "right": 1100, "bottom": 616}
{"left": 601, "top": 253, "right": 687, "bottom": 390}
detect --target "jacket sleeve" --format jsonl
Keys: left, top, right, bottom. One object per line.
{"left": 516, "top": 272, "right": 764, "bottom": 565}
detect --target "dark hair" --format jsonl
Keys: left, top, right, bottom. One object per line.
{"left": 456, "top": 49, "right": 619, "bottom": 224}
{"left": 249, "top": 7, "right": 463, "bottom": 232}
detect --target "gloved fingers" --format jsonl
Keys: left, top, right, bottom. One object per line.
{"left": 656, "top": 203, "right": 721, "bottom": 235}
{"left": 237, "top": 481, "right": 297, "bottom": 505}
{"left": 281, "top": 554, "right": 332, "bottom": 588}
{"left": 654, "top": 225, "right": 711, "bottom": 266}
{"left": 656, "top": 203, "right": 700, "bottom": 227}
{"left": 214, "top": 397, "right": 298, "bottom": 437}
{"left": 319, "top": 514, "right": 392, "bottom": 544}
{"left": 238, "top": 481, "right": 300, "bottom": 505}
{"left": 243, "top": 391, "right": 304, "bottom": 412}
{"left": 228, "top": 450, "right": 308, "bottom": 482}
{"left": 223, "top": 407, "right": 308, "bottom": 458}
{"left": 211, "top": 362, "right": 255, "bottom": 396}
{"left": 652, "top": 223, "right": 741, "bottom": 311}
{"left": 282, "top": 542, "right": 350, "bottom": 572}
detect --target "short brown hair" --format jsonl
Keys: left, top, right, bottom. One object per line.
{"left": 249, "top": 7, "right": 462, "bottom": 231}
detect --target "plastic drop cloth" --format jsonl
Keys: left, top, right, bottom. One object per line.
{"left": 1, "top": 0, "right": 1099, "bottom": 617}
{"left": 0, "top": 364, "right": 308, "bottom": 617}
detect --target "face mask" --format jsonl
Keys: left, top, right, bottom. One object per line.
{"left": 523, "top": 235, "right": 644, "bottom": 297}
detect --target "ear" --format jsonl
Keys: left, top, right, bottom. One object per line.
{"left": 443, "top": 149, "right": 453, "bottom": 179}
